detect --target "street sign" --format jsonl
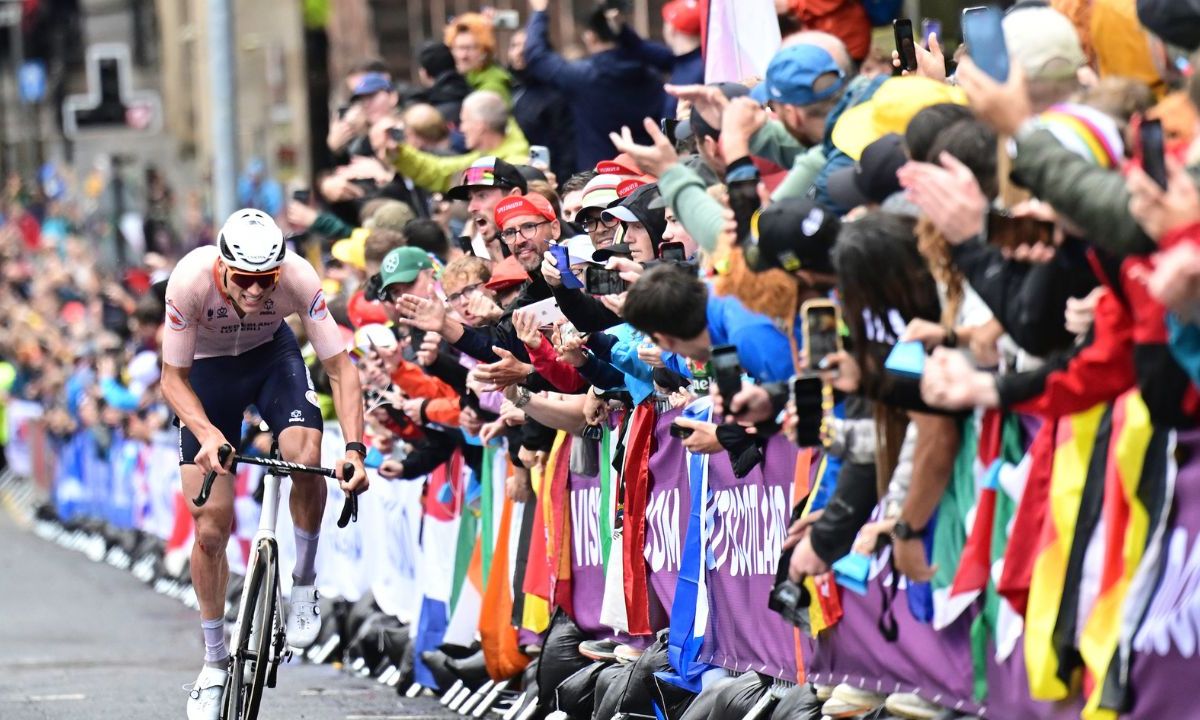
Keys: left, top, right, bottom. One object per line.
{"left": 18, "top": 61, "right": 45, "bottom": 104}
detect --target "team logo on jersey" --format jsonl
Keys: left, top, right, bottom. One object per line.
{"left": 305, "top": 390, "right": 321, "bottom": 408}
{"left": 216, "top": 306, "right": 229, "bottom": 319}
{"left": 264, "top": 298, "right": 275, "bottom": 312}
{"left": 308, "top": 290, "right": 329, "bottom": 321}
{"left": 289, "top": 409, "right": 304, "bottom": 423}
{"left": 166, "top": 301, "right": 189, "bottom": 331}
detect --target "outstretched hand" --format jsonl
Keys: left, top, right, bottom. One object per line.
{"left": 393, "top": 294, "right": 447, "bottom": 333}
{"left": 608, "top": 118, "right": 680, "bottom": 178}
{"left": 897, "top": 152, "right": 988, "bottom": 245}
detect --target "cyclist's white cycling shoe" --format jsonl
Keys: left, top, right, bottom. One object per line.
{"left": 286, "top": 585, "right": 321, "bottom": 649}
{"left": 185, "top": 665, "right": 227, "bottom": 720}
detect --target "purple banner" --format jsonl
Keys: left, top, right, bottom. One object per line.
{"left": 805, "top": 559, "right": 982, "bottom": 713}
{"left": 699, "top": 435, "right": 799, "bottom": 679}
{"left": 646, "top": 408, "right": 690, "bottom": 611}
{"left": 569, "top": 452, "right": 607, "bottom": 637}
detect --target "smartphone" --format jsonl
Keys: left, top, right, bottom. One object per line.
{"left": 292, "top": 188, "right": 311, "bottom": 204}
{"left": 585, "top": 265, "right": 628, "bottom": 295}
{"left": 710, "top": 344, "right": 743, "bottom": 413}
{"left": 350, "top": 177, "right": 377, "bottom": 193}
{"left": 493, "top": 9, "right": 520, "bottom": 29}
{"left": 728, "top": 178, "right": 761, "bottom": 244}
{"left": 549, "top": 244, "right": 584, "bottom": 289}
{"left": 669, "top": 421, "right": 694, "bottom": 440}
{"left": 659, "top": 241, "right": 687, "bottom": 263}
{"left": 1140, "top": 118, "right": 1168, "bottom": 189}
{"left": 801, "top": 299, "right": 843, "bottom": 370}
{"left": 893, "top": 19, "right": 918, "bottom": 73}
{"left": 962, "top": 5, "right": 1009, "bottom": 83}
{"left": 386, "top": 126, "right": 404, "bottom": 142}
{"left": 660, "top": 118, "right": 679, "bottom": 145}
{"left": 790, "top": 375, "right": 824, "bottom": 447}
{"left": 529, "top": 145, "right": 551, "bottom": 170}
{"left": 522, "top": 296, "right": 566, "bottom": 327}
{"left": 986, "top": 211, "right": 1054, "bottom": 249}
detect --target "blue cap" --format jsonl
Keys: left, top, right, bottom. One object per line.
{"left": 351, "top": 72, "right": 393, "bottom": 99}
{"left": 750, "top": 45, "right": 844, "bottom": 106}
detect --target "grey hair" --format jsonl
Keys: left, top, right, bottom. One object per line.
{"left": 463, "top": 90, "right": 509, "bottom": 134}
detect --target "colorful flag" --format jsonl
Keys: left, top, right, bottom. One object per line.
{"left": 703, "top": 0, "right": 781, "bottom": 83}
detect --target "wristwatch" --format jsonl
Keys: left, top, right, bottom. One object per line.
{"left": 513, "top": 386, "right": 533, "bottom": 409}
{"left": 345, "top": 441, "right": 367, "bottom": 457}
{"left": 892, "top": 519, "right": 926, "bottom": 542}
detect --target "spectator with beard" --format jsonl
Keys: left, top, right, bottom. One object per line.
{"left": 445, "top": 157, "right": 528, "bottom": 262}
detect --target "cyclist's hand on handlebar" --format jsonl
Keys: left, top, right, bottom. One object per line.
{"left": 338, "top": 453, "right": 369, "bottom": 494}
{"left": 197, "top": 434, "right": 233, "bottom": 476}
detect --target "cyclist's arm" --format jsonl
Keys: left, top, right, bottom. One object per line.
{"left": 160, "top": 362, "right": 221, "bottom": 448}
{"left": 321, "top": 350, "right": 365, "bottom": 448}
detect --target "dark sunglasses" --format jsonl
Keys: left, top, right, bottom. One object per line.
{"left": 228, "top": 269, "right": 280, "bottom": 290}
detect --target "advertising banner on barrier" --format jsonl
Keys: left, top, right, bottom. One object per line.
{"left": 569, "top": 446, "right": 608, "bottom": 637}
{"left": 646, "top": 408, "right": 690, "bottom": 613}
{"left": 699, "top": 436, "right": 799, "bottom": 679}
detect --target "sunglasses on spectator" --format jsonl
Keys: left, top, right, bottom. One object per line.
{"left": 580, "top": 214, "right": 619, "bottom": 232}
{"left": 227, "top": 268, "right": 280, "bottom": 290}
{"left": 500, "top": 221, "right": 550, "bottom": 243}
{"left": 446, "top": 282, "right": 483, "bottom": 304}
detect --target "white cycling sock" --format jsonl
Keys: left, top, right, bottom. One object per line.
{"left": 293, "top": 526, "right": 319, "bottom": 586}
{"left": 202, "top": 616, "right": 228, "bottom": 666}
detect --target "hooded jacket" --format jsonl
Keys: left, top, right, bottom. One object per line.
{"left": 522, "top": 10, "right": 667, "bottom": 170}
{"left": 408, "top": 70, "right": 472, "bottom": 126}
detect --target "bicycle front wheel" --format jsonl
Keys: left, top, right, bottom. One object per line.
{"left": 243, "top": 538, "right": 278, "bottom": 719}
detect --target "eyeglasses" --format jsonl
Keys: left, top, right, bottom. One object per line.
{"left": 499, "top": 221, "right": 550, "bottom": 243}
{"left": 446, "top": 282, "right": 482, "bottom": 304}
{"left": 228, "top": 268, "right": 280, "bottom": 290}
{"left": 580, "top": 214, "right": 619, "bottom": 232}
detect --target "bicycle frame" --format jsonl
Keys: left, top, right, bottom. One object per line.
{"left": 191, "top": 443, "right": 359, "bottom": 720}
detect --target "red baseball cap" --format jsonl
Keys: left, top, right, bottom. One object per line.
{"left": 594, "top": 153, "right": 642, "bottom": 177}
{"left": 484, "top": 256, "right": 531, "bottom": 292}
{"left": 616, "top": 174, "right": 656, "bottom": 198}
{"left": 662, "top": 0, "right": 701, "bottom": 35}
{"left": 493, "top": 193, "right": 556, "bottom": 229}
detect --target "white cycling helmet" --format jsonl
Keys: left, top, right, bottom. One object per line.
{"left": 217, "top": 208, "right": 286, "bottom": 272}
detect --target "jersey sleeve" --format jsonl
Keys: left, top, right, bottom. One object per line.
{"left": 283, "top": 257, "right": 346, "bottom": 361}
{"left": 161, "top": 269, "right": 201, "bottom": 367}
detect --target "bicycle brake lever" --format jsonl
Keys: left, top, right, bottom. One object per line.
{"left": 193, "top": 444, "right": 235, "bottom": 507}
{"left": 336, "top": 462, "right": 359, "bottom": 528}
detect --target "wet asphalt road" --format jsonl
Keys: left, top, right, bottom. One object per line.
{"left": 0, "top": 508, "right": 458, "bottom": 720}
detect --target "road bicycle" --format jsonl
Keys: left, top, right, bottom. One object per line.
{"left": 193, "top": 442, "right": 359, "bottom": 720}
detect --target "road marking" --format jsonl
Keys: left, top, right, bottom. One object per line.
{"left": 29, "top": 693, "right": 86, "bottom": 701}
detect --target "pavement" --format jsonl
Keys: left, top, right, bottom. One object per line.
{"left": 0, "top": 506, "right": 458, "bottom": 720}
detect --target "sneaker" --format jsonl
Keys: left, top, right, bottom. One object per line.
{"left": 577, "top": 639, "right": 619, "bottom": 661}
{"left": 821, "top": 684, "right": 885, "bottom": 718}
{"left": 614, "top": 644, "right": 643, "bottom": 664}
{"left": 185, "top": 665, "right": 227, "bottom": 720}
{"left": 286, "top": 585, "right": 321, "bottom": 649}
{"left": 885, "top": 692, "right": 942, "bottom": 719}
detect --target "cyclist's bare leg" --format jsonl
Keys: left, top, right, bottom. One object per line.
{"left": 279, "top": 426, "right": 325, "bottom": 532}
{"left": 180, "top": 462, "right": 234, "bottom": 627}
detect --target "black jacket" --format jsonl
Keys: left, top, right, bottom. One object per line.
{"left": 511, "top": 68, "right": 578, "bottom": 178}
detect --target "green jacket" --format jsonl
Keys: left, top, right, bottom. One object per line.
{"left": 658, "top": 163, "right": 725, "bottom": 254}
{"left": 748, "top": 120, "right": 824, "bottom": 202}
{"left": 1010, "top": 128, "right": 1162, "bottom": 257}
{"left": 467, "top": 64, "right": 513, "bottom": 103}
{"left": 392, "top": 118, "right": 530, "bottom": 193}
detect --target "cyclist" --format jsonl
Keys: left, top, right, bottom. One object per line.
{"left": 160, "top": 209, "right": 368, "bottom": 720}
